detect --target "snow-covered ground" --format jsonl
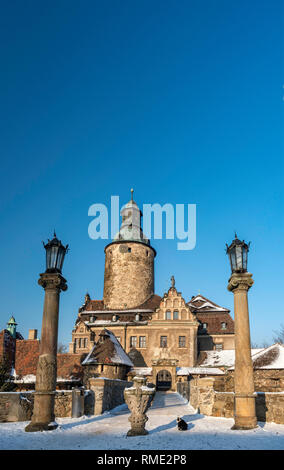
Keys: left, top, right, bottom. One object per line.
{"left": 0, "top": 392, "right": 283, "bottom": 450}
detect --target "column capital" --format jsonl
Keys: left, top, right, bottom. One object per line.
{"left": 227, "top": 272, "right": 254, "bottom": 293}
{"left": 38, "top": 272, "right": 68, "bottom": 291}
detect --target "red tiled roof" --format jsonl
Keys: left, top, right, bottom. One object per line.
{"left": 196, "top": 312, "right": 234, "bottom": 335}
{"left": 15, "top": 339, "right": 83, "bottom": 379}
{"left": 85, "top": 300, "right": 104, "bottom": 311}
{"left": 15, "top": 339, "right": 40, "bottom": 376}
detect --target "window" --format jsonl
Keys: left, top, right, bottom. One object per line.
{"left": 101, "top": 364, "right": 104, "bottom": 372}
{"left": 173, "top": 311, "right": 179, "bottom": 320}
{"left": 215, "top": 343, "right": 223, "bottom": 351}
{"left": 130, "top": 336, "right": 137, "bottom": 348}
{"left": 84, "top": 338, "right": 88, "bottom": 348}
{"left": 135, "top": 313, "right": 140, "bottom": 321}
{"left": 221, "top": 322, "right": 227, "bottom": 330}
{"left": 166, "top": 311, "right": 171, "bottom": 320}
{"left": 202, "top": 323, "right": 208, "bottom": 329}
{"left": 179, "top": 336, "right": 186, "bottom": 348}
{"left": 128, "top": 247, "right": 131, "bottom": 253}
{"left": 80, "top": 328, "right": 84, "bottom": 332}
{"left": 160, "top": 336, "right": 167, "bottom": 347}
{"left": 79, "top": 338, "right": 84, "bottom": 348}
{"left": 139, "top": 336, "right": 146, "bottom": 348}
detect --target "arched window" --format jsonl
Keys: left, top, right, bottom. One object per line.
{"left": 166, "top": 311, "right": 171, "bottom": 320}
{"left": 173, "top": 311, "right": 179, "bottom": 320}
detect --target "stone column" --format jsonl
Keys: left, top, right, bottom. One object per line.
{"left": 25, "top": 272, "right": 67, "bottom": 432}
{"left": 228, "top": 272, "right": 257, "bottom": 430}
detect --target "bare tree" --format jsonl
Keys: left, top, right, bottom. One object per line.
{"left": 57, "top": 342, "right": 68, "bottom": 353}
{"left": 0, "top": 358, "right": 16, "bottom": 392}
{"left": 273, "top": 324, "right": 284, "bottom": 344}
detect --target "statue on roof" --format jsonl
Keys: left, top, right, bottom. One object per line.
{"left": 171, "top": 275, "right": 175, "bottom": 288}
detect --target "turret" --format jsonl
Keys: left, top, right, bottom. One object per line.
{"left": 7, "top": 316, "right": 17, "bottom": 339}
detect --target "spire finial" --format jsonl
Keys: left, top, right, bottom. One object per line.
{"left": 130, "top": 188, "right": 134, "bottom": 201}
{"left": 235, "top": 232, "right": 238, "bottom": 239}
{"left": 54, "top": 230, "right": 57, "bottom": 238}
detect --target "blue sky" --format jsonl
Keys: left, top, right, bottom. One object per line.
{"left": 0, "top": 0, "right": 283, "bottom": 347}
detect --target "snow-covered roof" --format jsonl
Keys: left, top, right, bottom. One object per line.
{"left": 13, "top": 374, "right": 80, "bottom": 383}
{"left": 188, "top": 294, "right": 229, "bottom": 312}
{"left": 200, "top": 344, "right": 284, "bottom": 370}
{"left": 82, "top": 329, "right": 133, "bottom": 367}
{"left": 228, "top": 343, "right": 284, "bottom": 370}
{"left": 201, "top": 349, "right": 262, "bottom": 368}
{"left": 130, "top": 367, "right": 152, "bottom": 376}
{"left": 176, "top": 367, "right": 224, "bottom": 376}
{"left": 14, "top": 374, "right": 36, "bottom": 383}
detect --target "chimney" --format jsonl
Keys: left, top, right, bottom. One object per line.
{"left": 28, "top": 329, "right": 38, "bottom": 340}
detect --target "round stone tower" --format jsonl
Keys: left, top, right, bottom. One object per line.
{"left": 103, "top": 190, "right": 156, "bottom": 309}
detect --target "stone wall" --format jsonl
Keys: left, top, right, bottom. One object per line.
{"left": 0, "top": 390, "right": 86, "bottom": 422}
{"left": 187, "top": 377, "right": 284, "bottom": 424}
{"left": 176, "top": 381, "right": 190, "bottom": 402}
{"left": 89, "top": 377, "right": 131, "bottom": 415}
{"left": 213, "top": 370, "right": 284, "bottom": 393}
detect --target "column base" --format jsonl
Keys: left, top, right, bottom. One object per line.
{"left": 231, "top": 417, "right": 257, "bottom": 431}
{"left": 25, "top": 421, "right": 58, "bottom": 432}
{"left": 127, "top": 429, "right": 148, "bottom": 437}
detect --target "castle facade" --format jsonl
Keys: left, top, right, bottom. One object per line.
{"left": 69, "top": 193, "right": 235, "bottom": 389}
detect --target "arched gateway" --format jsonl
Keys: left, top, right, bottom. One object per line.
{"left": 156, "top": 370, "right": 172, "bottom": 390}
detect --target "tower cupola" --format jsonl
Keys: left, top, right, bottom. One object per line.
{"left": 7, "top": 316, "right": 17, "bottom": 338}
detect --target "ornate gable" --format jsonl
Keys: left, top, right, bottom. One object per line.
{"left": 153, "top": 277, "right": 197, "bottom": 323}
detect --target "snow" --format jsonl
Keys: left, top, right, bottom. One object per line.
{"left": 0, "top": 392, "right": 283, "bottom": 450}
{"left": 201, "top": 349, "right": 262, "bottom": 368}
{"left": 82, "top": 329, "right": 133, "bottom": 367}
{"left": 176, "top": 367, "right": 224, "bottom": 376}
{"left": 252, "top": 343, "right": 284, "bottom": 370}
{"left": 227, "top": 344, "right": 284, "bottom": 370}
{"left": 130, "top": 367, "right": 152, "bottom": 376}
{"left": 14, "top": 374, "right": 36, "bottom": 383}
{"left": 188, "top": 296, "right": 227, "bottom": 311}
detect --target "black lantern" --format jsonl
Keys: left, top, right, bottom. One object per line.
{"left": 43, "top": 232, "right": 68, "bottom": 273}
{"left": 226, "top": 234, "right": 250, "bottom": 273}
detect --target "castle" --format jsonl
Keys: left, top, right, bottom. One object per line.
{"left": 69, "top": 192, "right": 235, "bottom": 389}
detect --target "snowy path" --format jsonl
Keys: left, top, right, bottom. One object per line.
{"left": 0, "top": 392, "right": 283, "bottom": 450}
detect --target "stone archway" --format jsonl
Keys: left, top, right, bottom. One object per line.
{"left": 156, "top": 369, "right": 172, "bottom": 391}
{"left": 152, "top": 357, "right": 178, "bottom": 391}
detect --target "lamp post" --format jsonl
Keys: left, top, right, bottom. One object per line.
{"left": 25, "top": 233, "right": 68, "bottom": 432}
{"left": 226, "top": 234, "right": 257, "bottom": 430}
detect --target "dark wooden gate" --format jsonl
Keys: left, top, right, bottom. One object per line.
{"left": 156, "top": 369, "right": 172, "bottom": 390}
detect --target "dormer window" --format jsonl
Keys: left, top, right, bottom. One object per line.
{"left": 202, "top": 323, "right": 208, "bottom": 329}
{"left": 221, "top": 322, "right": 227, "bottom": 330}
{"left": 112, "top": 314, "right": 119, "bottom": 322}
{"left": 135, "top": 313, "right": 140, "bottom": 322}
